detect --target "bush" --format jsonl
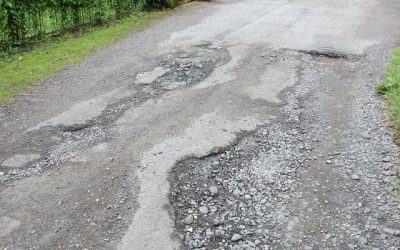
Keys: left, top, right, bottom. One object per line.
{"left": 0, "top": 0, "right": 180, "bottom": 50}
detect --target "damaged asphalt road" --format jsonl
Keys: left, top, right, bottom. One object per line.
{"left": 1, "top": 0, "right": 400, "bottom": 249}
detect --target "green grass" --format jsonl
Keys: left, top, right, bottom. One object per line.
{"left": 0, "top": 11, "right": 170, "bottom": 102}
{"left": 377, "top": 48, "right": 400, "bottom": 139}
{"left": 378, "top": 48, "right": 400, "bottom": 206}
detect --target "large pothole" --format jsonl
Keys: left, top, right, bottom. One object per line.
{"left": 0, "top": 45, "right": 230, "bottom": 183}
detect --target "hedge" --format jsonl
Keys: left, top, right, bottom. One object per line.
{"left": 0, "top": 0, "right": 179, "bottom": 50}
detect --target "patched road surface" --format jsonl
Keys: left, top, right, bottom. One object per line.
{"left": 1, "top": 0, "right": 400, "bottom": 249}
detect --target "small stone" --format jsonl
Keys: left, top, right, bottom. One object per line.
{"left": 326, "top": 160, "right": 333, "bottom": 164}
{"left": 199, "top": 206, "right": 209, "bottom": 214}
{"left": 213, "top": 218, "right": 222, "bottom": 226}
{"left": 362, "top": 132, "right": 370, "bottom": 140}
{"left": 382, "top": 156, "right": 391, "bottom": 162}
{"left": 348, "top": 244, "right": 356, "bottom": 249}
{"left": 231, "top": 233, "right": 242, "bottom": 242}
{"left": 182, "top": 214, "right": 194, "bottom": 225}
{"left": 0, "top": 172, "right": 4, "bottom": 176}
{"left": 383, "top": 228, "right": 400, "bottom": 236}
{"left": 351, "top": 174, "right": 360, "bottom": 180}
{"left": 209, "top": 186, "right": 219, "bottom": 196}
{"left": 358, "top": 236, "right": 368, "bottom": 245}
{"left": 233, "top": 189, "right": 241, "bottom": 196}
{"left": 206, "top": 229, "right": 214, "bottom": 237}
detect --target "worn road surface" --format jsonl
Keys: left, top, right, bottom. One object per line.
{"left": 1, "top": 0, "right": 400, "bottom": 249}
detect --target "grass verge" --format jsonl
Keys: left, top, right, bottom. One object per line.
{"left": 377, "top": 48, "right": 400, "bottom": 139}
{"left": 377, "top": 48, "right": 400, "bottom": 205}
{"left": 0, "top": 11, "right": 170, "bottom": 103}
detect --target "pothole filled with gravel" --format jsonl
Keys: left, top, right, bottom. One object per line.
{"left": 169, "top": 54, "right": 313, "bottom": 248}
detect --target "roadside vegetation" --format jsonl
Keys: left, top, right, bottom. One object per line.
{"left": 0, "top": 11, "right": 169, "bottom": 102}
{"left": 377, "top": 48, "right": 400, "bottom": 138}
{"left": 377, "top": 48, "right": 400, "bottom": 203}
{"left": 0, "top": 0, "right": 179, "bottom": 102}
{"left": 0, "top": 0, "right": 179, "bottom": 50}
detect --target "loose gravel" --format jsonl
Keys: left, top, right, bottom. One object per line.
{"left": 0, "top": 46, "right": 229, "bottom": 184}
{"left": 169, "top": 48, "right": 400, "bottom": 249}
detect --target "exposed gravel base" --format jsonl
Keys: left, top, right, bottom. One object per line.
{"left": 0, "top": 46, "right": 230, "bottom": 249}
{"left": 1, "top": 1, "right": 399, "bottom": 249}
{"left": 0, "top": 46, "right": 229, "bottom": 183}
{"left": 169, "top": 48, "right": 400, "bottom": 249}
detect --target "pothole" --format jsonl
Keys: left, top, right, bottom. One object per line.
{"left": 0, "top": 45, "right": 230, "bottom": 183}
{"left": 297, "top": 49, "right": 355, "bottom": 60}
{"left": 168, "top": 53, "right": 314, "bottom": 249}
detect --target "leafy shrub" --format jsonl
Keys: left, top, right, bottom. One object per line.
{"left": 0, "top": 0, "right": 180, "bottom": 50}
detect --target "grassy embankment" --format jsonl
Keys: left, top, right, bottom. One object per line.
{"left": 376, "top": 47, "right": 400, "bottom": 202}
{"left": 377, "top": 48, "right": 400, "bottom": 138}
{"left": 0, "top": 11, "right": 169, "bottom": 102}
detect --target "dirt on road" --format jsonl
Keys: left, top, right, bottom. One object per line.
{"left": 0, "top": 0, "right": 400, "bottom": 249}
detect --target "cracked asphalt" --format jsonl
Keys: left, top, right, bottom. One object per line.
{"left": 1, "top": 0, "right": 400, "bottom": 249}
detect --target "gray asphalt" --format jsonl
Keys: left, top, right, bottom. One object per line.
{"left": 0, "top": 0, "right": 399, "bottom": 249}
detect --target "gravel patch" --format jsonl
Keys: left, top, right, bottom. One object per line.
{"left": 169, "top": 48, "right": 400, "bottom": 249}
